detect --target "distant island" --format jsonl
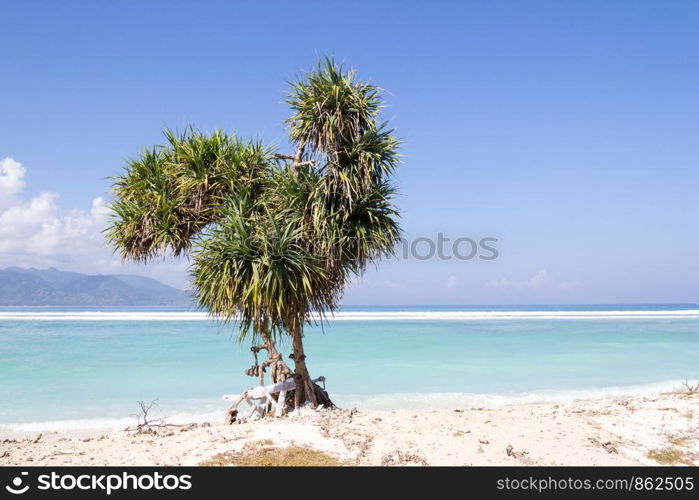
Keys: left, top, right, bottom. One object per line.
{"left": 0, "top": 267, "right": 192, "bottom": 306}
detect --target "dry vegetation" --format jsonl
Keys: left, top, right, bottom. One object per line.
{"left": 646, "top": 432, "right": 698, "bottom": 465}
{"left": 199, "top": 440, "right": 345, "bottom": 467}
{"left": 646, "top": 448, "right": 686, "bottom": 465}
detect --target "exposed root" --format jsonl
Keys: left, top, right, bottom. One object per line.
{"left": 225, "top": 337, "right": 335, "bottom": 423}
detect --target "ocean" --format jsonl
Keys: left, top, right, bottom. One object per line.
{"left": 1, "top": 304, "right": 698, "bottom": 434}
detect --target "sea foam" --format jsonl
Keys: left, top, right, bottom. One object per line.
{"left": 333, "top": 379, "right": 689, "bottom": 411}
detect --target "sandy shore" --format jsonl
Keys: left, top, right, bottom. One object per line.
{"left": 1, "top": 392, "right": 697, "bottom": 466}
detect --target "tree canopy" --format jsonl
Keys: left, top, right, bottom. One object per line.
{"left": 107, "top": 58, "right": 401, "bottom": 345}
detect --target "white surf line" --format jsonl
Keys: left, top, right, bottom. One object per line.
{"left": 0, "top": 312, "right": 209, "bottom": 321}
{"left": 335, "top": 379, "right": 690, "bottom": 409}
{"left": 2, "top": 310, "right": 699, "bottom": 321}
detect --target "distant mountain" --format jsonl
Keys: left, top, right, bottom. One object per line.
{"left": 0, "top": 267, "right": 192, "bottom": 306}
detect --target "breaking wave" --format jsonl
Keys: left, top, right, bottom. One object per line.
{"left": 2, "top": 310, "right": 699, "bottom": 321}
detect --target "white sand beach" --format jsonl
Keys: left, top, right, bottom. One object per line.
{"left": 2, "top": 392, "right": 697, "bottom": 466}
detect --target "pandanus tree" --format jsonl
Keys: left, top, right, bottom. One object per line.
{"left": 106, "top": 58, "right": 401, "bottom": 413}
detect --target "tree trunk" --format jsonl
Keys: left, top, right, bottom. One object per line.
{"left": 284, "top": 145, "right": 333, "bottom": 408}
{"left": 290, "top": 322, "right": 315, "bottom": 407}
{"left": 290, "top": 322, "right": 333, "bottom": 409}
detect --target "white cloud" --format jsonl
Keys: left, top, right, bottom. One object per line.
{"left": 0, "top": 157, "right": 27, "bottom": 209}
{"left": 445, "top": 275, "right": 458, "bottom": 289}
{"left": 486, "top": 269, "right": 579, "bottom": 292}
{"left": 347, "top": 276, "right": 403, "bottom": 290}
{"left": 0, "top": 161, "right": 107, "bottom": 260}
{"left": 526, "top": 268, "right": 549, "bottom": 290}
{"left": 0, "top": 157, "right": 188, "bottom": 288}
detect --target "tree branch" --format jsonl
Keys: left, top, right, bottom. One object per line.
{"left": 273, "top": 154, "right": 314, "bottom": 169}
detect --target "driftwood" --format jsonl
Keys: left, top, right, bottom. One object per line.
{"left": 123, "top": 400, "right": 191, "bottom": 434}
{"left": 222, "top": 376, "right": 327, "bottom": 424}
{"left": 682, "top": 379, "right": 699, "bottom": 393}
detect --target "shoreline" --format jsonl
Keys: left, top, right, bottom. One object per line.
{"left": 2, "top": 392, "right": 697, "bottom": 466}
{"left": 1, "top": 379, "right": 692, "bottom": 437}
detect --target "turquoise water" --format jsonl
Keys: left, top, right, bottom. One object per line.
{"left": 1, "top": 305, "right": 699, "bottom": 432}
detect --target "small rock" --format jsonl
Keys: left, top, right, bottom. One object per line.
{"left": 506, "top": 444, "right": 514, "bottom": 456}
{"left": 479, "top": 438, "right": 490, "bottom": 445}
{"left": 31, "top": 433, "right": 42, "bottom": 444}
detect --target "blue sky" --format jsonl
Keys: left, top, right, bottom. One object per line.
{"left": 1, "top": 0, "right": 698, "bottom": 304}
